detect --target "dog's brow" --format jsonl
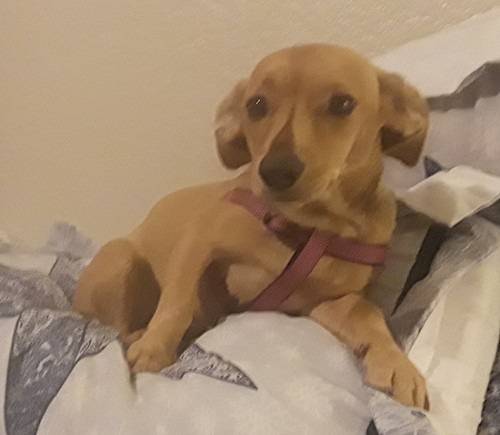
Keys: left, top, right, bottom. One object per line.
{"left": 324, "top": 81, "right": 352, "bottom": 93}
{"left": 247, "top": 75, "right": 276, "bottom": 95}
{"left": 253, "top": 67, "right": 291, "bottom": 91}
{"left": 262, "top": 76, "right": 276, "bottom": 88}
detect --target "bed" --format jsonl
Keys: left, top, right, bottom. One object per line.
{"left": 2, "top": 8, "right": 500, "bottom": 435}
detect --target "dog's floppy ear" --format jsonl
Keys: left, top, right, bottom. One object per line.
{"left": 214, "top": 79, "right": 251, "bottom": 169}
{"left": 378, "top": 71, "right": 429, "bottom": 166}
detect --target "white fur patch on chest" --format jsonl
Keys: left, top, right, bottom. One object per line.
{"left": 225, "top": 264, "right": 275, "bottom": 304}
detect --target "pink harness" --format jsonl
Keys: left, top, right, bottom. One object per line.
{"left": 226, "top": 188, "right": 387, "bottom": 311}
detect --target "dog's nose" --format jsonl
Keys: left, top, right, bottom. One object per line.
{"left": 259, "top": 153, "right": 305, "bottom": 191}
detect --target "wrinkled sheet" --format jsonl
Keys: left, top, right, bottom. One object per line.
{"left": 1, "top": 214, "right": 499, "bottom": 435}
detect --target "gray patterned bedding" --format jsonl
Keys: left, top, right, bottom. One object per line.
{"left": 0, "top": 245, "right": 260, "bottom": 435}
{"left": 0, "top": 259, "right": 116, "bottom": 435}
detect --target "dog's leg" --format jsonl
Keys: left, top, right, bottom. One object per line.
{"left": 126, "top": 234, "right": 214, "bottom": 373}
{"left": 310, "top": 294, "right": 429, "bottom": 410}
{"left": 73, "top": 239, "right": 160, "bottom": 338}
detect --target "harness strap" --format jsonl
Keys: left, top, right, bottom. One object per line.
{"left": 249, "top": 229, "right": 330, "bottom": 311}
{"left": 225, "top": 188, "right": 387, "bottom": 311}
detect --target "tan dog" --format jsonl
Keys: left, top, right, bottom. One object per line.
{"left": 73, "top": 44, "right": 429, "bottom": 409}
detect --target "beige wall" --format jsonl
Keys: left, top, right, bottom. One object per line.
{"left": 2, "top": 0, "right": 500, "bottom": 245}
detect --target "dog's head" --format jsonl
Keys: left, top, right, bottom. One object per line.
{"left": 214, "top": 44, "right": 428, "bottom": 202}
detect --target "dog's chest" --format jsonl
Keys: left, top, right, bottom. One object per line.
{"left": 225, "top": 264, "right": 276, "bottom": 304}
{"left": 225, "top": 254, "right": 372, "bottom": 312}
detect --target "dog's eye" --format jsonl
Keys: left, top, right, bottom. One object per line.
{"left": 327, "top": 94, "right": 357, "bottom": 117}
{"left": 246, "top": 96, "right": 268, "bottom": 120}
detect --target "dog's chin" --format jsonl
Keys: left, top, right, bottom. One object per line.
{"left": 263, "top": 190, "right": 302, "bottom": 203}
{"left": 258, "top": 184, "right": 314, "bottom": 204}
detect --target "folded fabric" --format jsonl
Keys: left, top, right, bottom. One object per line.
{"left": 397, "top": 166, "right": 500, "bottom": 227}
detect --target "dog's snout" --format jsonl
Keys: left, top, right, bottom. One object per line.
{"left": 259, "top": 153, "right": 305, "bottom": 191}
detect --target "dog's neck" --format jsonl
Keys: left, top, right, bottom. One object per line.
{"left": 279, "top": 187, "right": 386, "bottom": 242}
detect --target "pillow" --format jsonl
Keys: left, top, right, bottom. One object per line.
{"left": 373, "top": 7, "right": 500, "bottom": 96}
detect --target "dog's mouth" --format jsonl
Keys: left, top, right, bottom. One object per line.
{"left": 261, "top": 171, "right": 340, "bottom": 205}
{"left": 254, "top": 177, "right": 319, "bottom": 205}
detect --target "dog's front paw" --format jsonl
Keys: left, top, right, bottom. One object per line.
{"left": 126, "top": 335, "right": 176, "bottom": 373}
{"left": 363, "top": 345, "right": 429, "bottom": 410}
